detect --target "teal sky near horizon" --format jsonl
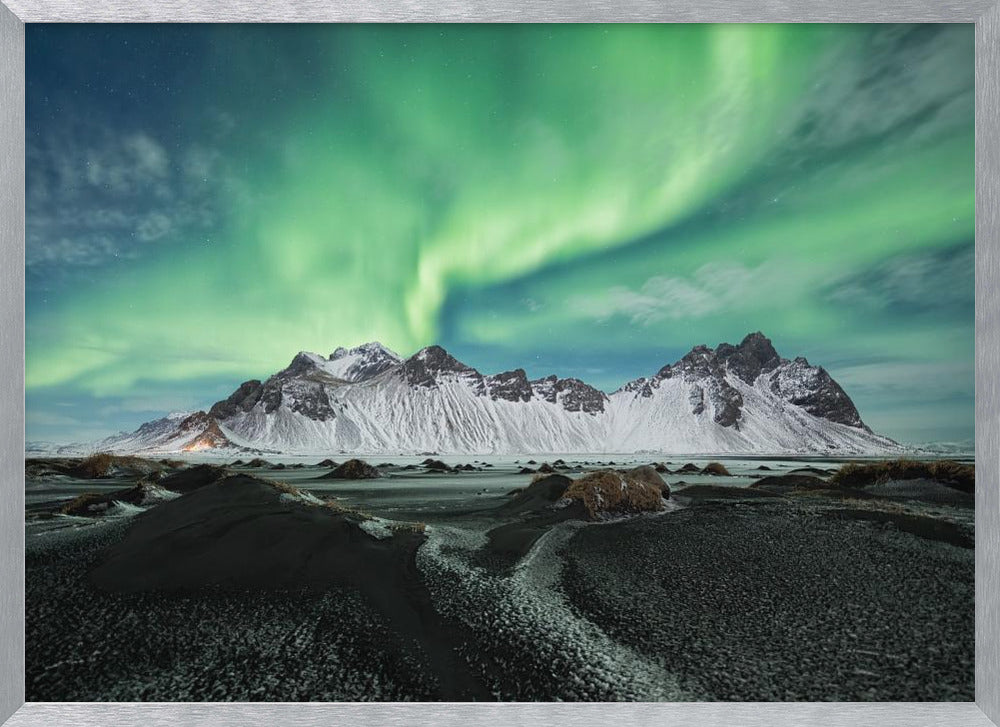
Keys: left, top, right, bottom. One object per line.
{"left": 26, "top": 24, "right": 974, "bottom": 445}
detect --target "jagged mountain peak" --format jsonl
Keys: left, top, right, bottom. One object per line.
{"left": 656, "top": 331, "right": 781, "bottom": 382}
{"left": 286, "top": 351, "right": 326, "bottom": 375}
{"left": 410, "top": 345, "right": 478, "bottom": 373}
{"left": 330, "top": 341, "right": 401, "bottom": 362}
{"left": 401, "top": 345, "right": 480, "bottom": 388}
{"left": 717, "top": 331, "right": 783, "bottom": 384}
{"left": 278, "top": 342, "right": 405, "bottom": 384}
{"left": 620, "top": 331, "right": 866, "bottom": 433}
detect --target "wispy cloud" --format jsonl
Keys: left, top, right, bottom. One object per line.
{"left": 27, "top": 127, "right": 227, "bottom": 270}
{"left": 825, "top": 243, "right": 973, "bottom": 315}
{"left": 832, "top": 358, "right": 973, "bottom": 402}
{"left": 788, "top": 26, "right": 973, "bottom": 155}
{"left": 84, "top": 132, "right": 169, "bottom": 192}
{"left": 574, "top": 262, "right": 779, "bottom": 325}
{"left": 25, "top": 235, "right": 125, "bottom": 267}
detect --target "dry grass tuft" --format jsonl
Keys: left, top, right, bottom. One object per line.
{"left": 701, "top": 462, "right": 731, "bottom": 476}
{"left": 264, "top": 478, "right": 301, "bottom": 496}
{"left": 831, "top": 459, "right": 974, "bottom": 494}
{"left": 73, "top": 453, "right": 167, "bottom": 479}
{"left": 391, "top": 521, "right": 427, "bottom": 534}
{"left": 60, "top": 492, "right": 111, "bottom": 516}
{"left": 75, "top": 453, "right": 115, "bottom": 478}
{"left": 563, "top": 469, "right": 665, "bottom": 519}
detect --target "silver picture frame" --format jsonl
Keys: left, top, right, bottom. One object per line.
{"left": 1, "top": 2, "right": 997, "bottom": 725}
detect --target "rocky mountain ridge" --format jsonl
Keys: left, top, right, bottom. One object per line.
{"left": 99, "top": 333, "right": 899, "bottom": 455}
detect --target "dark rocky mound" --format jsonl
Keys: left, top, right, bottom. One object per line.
{"left": 159, "top": 463, "right": 231, "bottom": 493}
{"left": 518, "top": 467, "right": 536, "bottom": 475}
{"left": 756, "top": 464, "right": 772, "bottom": 471}
{"left": 677, "top": 463, "right": 701, "bottom": 474}
{"left": 624, "top": 465, "right": 672, "bottom": 497}
{"left": 750, "top": 474, "right": 830, "bottom": 491}
{"left": 537, "top": 463, "right": 556, "bottom": 474}
{"left": 563, "top": 466, "right": 669, "bottom": 519}
{"left": 654, "top": 463, "right": 671, "bottom": 473}
{"left": 751, "top": 469, "right": 974, "bottom": 508}
{"left": 316, "top": 459, "right": 338, "bottom": 467}
{"left": 498, "top": 474, "right": 573, "bottom": 516}
{"left": 26, "top": 454, "right": 168, "bottom": 481}
{"left": 748, "top": 473, "right": 875, "bottom": 501}
{"left": 422, "top": 460, "right": 452, "bottom": 472}
{"left": 245, "top": 458, "right": 272, "bottom": 468}
{"left": 701, "top": 462, "right": 731, "bottom": 476}
{"left": 787, "top": 466, "right": 832, "bottom": 477}
{"left": 88, "top": 475, "right": 423, "bottom": 593}
{"left": 58, "top": 481, "right": 174, "bottom": 517}
{"left": 316, "top": 459, "right": 382, "bottom": 480}
{"left": 271, "top": 463, "right": 287, "bottom": 470}
{"left": 831, "top": 459, "right": 974, "bottom": 494}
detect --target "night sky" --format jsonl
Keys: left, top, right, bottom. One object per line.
{"left": 25, "top": 24, "right": 974, "bottom": 445}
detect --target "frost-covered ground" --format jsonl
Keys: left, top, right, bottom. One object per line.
{"left": 25, "top": 454, "right": 975, "bottom": 701}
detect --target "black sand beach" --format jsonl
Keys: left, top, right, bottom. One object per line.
{"left": 25, "top": 455, "right": 975, "bottom": 701}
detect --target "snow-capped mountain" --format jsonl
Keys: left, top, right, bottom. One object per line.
{"left": 100, "top": 332, "right": 901, "bottom": 455}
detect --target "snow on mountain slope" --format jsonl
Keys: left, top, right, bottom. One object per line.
{"left": 101, "top": 332, "right": 902, "bottom": 455}
{"left": 321, "top": 342, "right": 402, "bottom": 383}
{"left": 97, "top": 410, "right": 241, "bottom": 453}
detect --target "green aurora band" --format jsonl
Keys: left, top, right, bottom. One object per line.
{"left": 25, "top": 24, "right": 974, "bottom": 444}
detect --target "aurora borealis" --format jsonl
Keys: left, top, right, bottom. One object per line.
{"left": 26, "top": 24, "right": 974, "bottom": 445}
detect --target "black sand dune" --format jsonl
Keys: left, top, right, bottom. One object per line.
{"left": 89, "top": 476, "right": 413, "bottom": 592}
{"left": 750, "top": 474, "right": 829, "bottom": 490}
{"left": 86, "top": 474, "right": 489, "bottom": 700}
{"left": 314, "top": 458, "right": 382, "bottom": 480}
{"left": 157, "top": 463, "right": 231, "bottom": 493}
{"left": 496, "top": 474, "right": 572, "bottom": 516}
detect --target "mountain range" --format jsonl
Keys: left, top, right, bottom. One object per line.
{"left": 97, "top": 332, "right": 900, "bottom": 455}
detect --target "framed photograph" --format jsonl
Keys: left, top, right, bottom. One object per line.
{"left": 2, "top": 3, "right": 998, "bottom": 727}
